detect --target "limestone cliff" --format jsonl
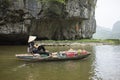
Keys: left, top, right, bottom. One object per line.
{"left": 0, "top": 0, "right": 97, "bottom": 44}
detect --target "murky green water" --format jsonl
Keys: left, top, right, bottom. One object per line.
{"left": 0, "top": 45, "right": 120, "bottom": 80}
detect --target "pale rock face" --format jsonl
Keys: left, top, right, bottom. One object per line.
{"left": 66, "top": 0, "right": 89, "bottom": 19}
{"left": 0, "top": 0, "right": 97, "bottom": 43}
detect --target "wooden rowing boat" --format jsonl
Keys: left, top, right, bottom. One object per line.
{"left": 15, "top": 53, "right": 90, "bottom": 62}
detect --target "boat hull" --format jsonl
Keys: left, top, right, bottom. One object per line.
{"left": 15, "top": 53, "right": 90, "bottom": 62}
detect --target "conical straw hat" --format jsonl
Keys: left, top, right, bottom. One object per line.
{"left": 28, "top": 36, "right": 37, "bottom": 43}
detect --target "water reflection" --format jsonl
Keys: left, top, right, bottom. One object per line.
{"left": 12, "top": 64, "right": 26, "bottom": 71}
{"left": 91, "top": 45, "right": 120, "bottom": 80}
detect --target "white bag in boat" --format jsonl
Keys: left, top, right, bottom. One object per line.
{"left": 52, "top": 52, "right": 58, "bottom": 58}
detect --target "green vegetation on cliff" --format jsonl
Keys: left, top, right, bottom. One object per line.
{"left": 39, "top": 0, "right": 66, "bottom": 3}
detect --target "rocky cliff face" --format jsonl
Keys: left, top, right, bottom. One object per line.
{"left": 0, "top": 0, "right": 97, "bottom": 44}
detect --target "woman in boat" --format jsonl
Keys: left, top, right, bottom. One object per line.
{"left": 28, "top": 42, "right": 39, "bottom": 54}
{"left": 28, "top": 41, "right": 35, "bottom": 53}
{"left": 29, "top": 43, "right": 50, "bottom": 56}
{"left": 37, "top": 45, "right": 50, "bottom": 56}
{"left": 28, "top": 36, "right": 37, "bottom": 53}
{"left": 27, "top": 36, "right": 50, "bottom": 56}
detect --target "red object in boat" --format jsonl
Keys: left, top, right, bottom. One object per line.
{"left": 66, "top": 52, "right": 77, "bottom": 57}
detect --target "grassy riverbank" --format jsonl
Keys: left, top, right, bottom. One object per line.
{"left": 36, "top": 39, "right": 120, "bottom": 46}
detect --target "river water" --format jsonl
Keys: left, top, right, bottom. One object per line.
{"left": 0, "top": 45, "right": 120, "bottom": 80}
